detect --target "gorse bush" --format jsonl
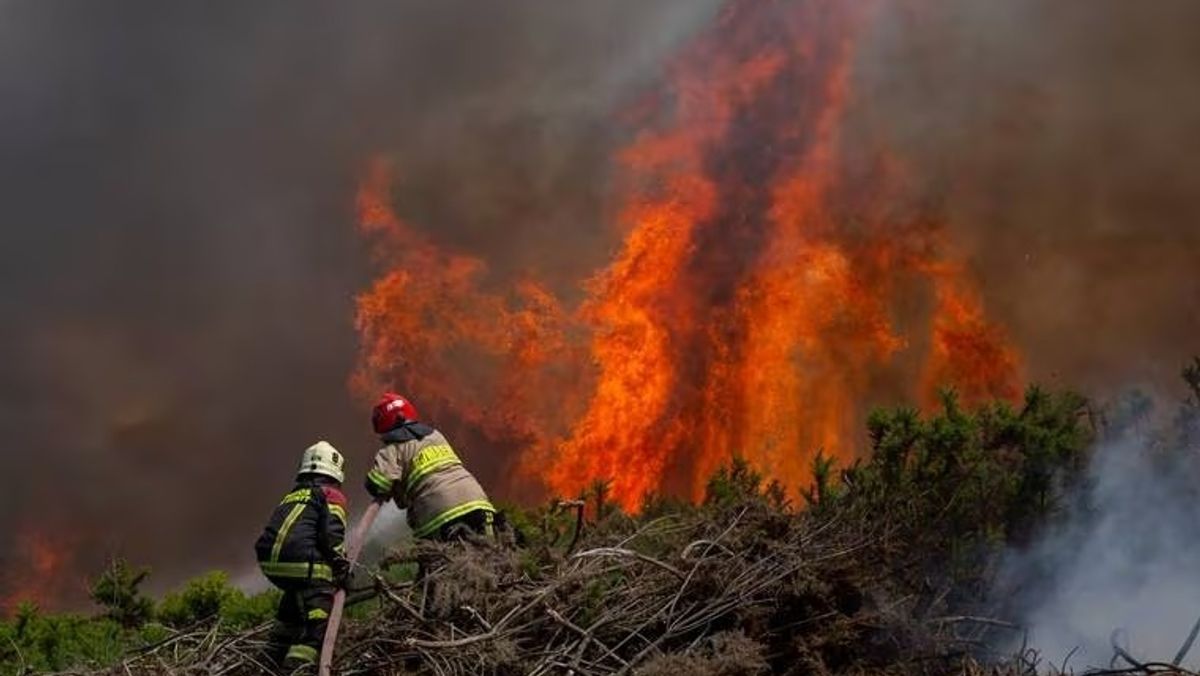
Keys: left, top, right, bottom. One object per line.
{"left": 155, "top": 572, "right": 230, "bottom": 627}
{"left": 829, "top": 386, "right": 1093, "bottom": 603}
{"left": 695, "top": 386, "right": 1092, "bottom": 577}
{"left": 0, "top": 602, "right": 161, "bottom": 675}
{"left": 704, "top": 456, "right": 788, "bottom": 511}
{"left": 156, "top": 571, "right": 277, "bottom": 630}
{"left": 0, "top": 571, "right": 278, "bottom": 674}
{"left": 89, "top": 557, "right": 154, "bottom": 630}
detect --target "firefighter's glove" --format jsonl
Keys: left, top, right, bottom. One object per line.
{"left": 332, "top": 556, "right": 354, "bottom": 589}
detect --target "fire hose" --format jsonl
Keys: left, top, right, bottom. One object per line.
{"left": 319, "top": 499, "right": 384, "bottom": 676}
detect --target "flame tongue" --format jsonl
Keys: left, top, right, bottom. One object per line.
{"left": 1, "top": 527, "right": 74, "bottom": 613}
{"left": 353, "top": 0, "right": 1022, "bottom": 512}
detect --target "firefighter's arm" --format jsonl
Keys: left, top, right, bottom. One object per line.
{"left": 365, "top": 445, "right": 408, "bottom": 508}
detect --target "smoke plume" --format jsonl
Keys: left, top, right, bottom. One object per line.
{"left": 0, "top": 0, "right": 1196, "bottom": 611}
{"left": 858, "top": 0, "right": 1200, "bottom": 392}
{"left": 0, "top": 0, "right": 720, "bottom": 609}
{"left": 997, "top": 394, "right": 1200, "bottom": 669}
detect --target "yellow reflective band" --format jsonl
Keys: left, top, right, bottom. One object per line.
{"left": 405, "top": 445, "right": 461, "bottom": 492}
{"left": 259, "top": 561, "right": 334, "bottom": 581}
{"left": 367, "top": 468, "right": 393, "bottom": 492}
{"left": 286, "top": 644, "right": 319, "bottom": 663}
{"left": 328, "top": 503, "right": 348, "bottom": 524}
{"left": 307, "top": 608, "right": 329, "bottom": 620}
{"left": 279, "top": 488, "right": 312, "bottom": 506}
{"left": 413, "top": 499, "right": 495, "bottom": 539}
{"left": 270, "top": 503, "right": 307, "bottom": 563}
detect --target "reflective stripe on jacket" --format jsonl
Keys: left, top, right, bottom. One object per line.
{"left": 365, "top": 426, "right": 493, "bottom": 538}
{"left": 254, "top": 479, "right": 348, "bottom": 583}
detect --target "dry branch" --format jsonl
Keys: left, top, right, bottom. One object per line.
{"left": 60, "top": 501, "right": 1199, "bottom": 676}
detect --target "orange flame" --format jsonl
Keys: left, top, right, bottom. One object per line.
{"left": 922, "top": 261, "right": 1022, "bottom": 405}
{"left": 352, "top": 158, "right": 576, "bottom": 454}
{"left": 1, "top": 527, "right": 75, "bottom": 614}
{"left": 352, "top": 0, "right": 1022, "bottom": 512}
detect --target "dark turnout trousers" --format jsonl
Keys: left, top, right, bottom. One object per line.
{"left": 265, "top": 582, "right": 336, "bottom": 668}
{"left": 437, "top": 507, "right": 495, "bottom": 541}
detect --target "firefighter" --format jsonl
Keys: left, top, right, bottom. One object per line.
{"left": 254, "top": 441, "right": 352, "bottom": 670}
{"left": 365, "top": 393, "right": 495, "bottom": 541}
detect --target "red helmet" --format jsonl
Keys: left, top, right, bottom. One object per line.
{"left": 372, "top": 392, "right": 420, "bottom": 434}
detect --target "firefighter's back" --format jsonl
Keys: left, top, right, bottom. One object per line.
{"left": 255, "top": 480, "right": 336, "bottom": 586}
{"left": 402, "top": 429, "right": 493, "bottom": 539}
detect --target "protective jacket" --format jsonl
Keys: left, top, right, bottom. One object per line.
{"left": 365, "top": 423, "right": 494, "bottom": 539}
{"left": 255, "top": 476, "right": 349, "bottom": 584}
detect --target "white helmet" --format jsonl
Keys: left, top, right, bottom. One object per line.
{"left": 298, "top": 441, "right": 345, "bottom": 483}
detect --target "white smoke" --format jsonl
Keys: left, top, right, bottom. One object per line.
{"left": 1001, "top": 427, "right": 1200, "bottom": 670}
{"left": 231, "top": 566, "right": 272, "bottom": 596}
{"left": 360, "top": 503, "right": 412, "bottom": 568}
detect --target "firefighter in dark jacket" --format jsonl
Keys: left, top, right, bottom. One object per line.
{"left": 255, "top": 441, "right": 351, "bottom": 669}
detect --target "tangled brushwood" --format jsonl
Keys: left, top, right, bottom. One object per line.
{"left": 73, "top": 498, "right": 1200, "bottom": 676}
{"left": 42, "top": 381, "right": 1200, "bottom": 675}
{"left": 71, "top": 501, "right": 1020, "bottom": 676}
{"left": 340, "top": 505, "right": 1007, "bottom": 676}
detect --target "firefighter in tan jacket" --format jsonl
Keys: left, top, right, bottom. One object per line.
{"left": 364, "top": 393, "right": 496, "bottom": 540}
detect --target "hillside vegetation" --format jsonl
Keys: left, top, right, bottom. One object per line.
{"left": 5, "top": 367, "right": 1198, "bottom": 675}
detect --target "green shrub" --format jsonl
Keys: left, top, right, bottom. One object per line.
{"left": 220, "top": 588, "right": 280, "bottom": 630}
{"left": 802, "top": 449, "right": 843, "bottom": 511}
{"left": 156, "top": 571, "right": 234, "bottom": 627}
{"left": 704, "top": 456, "right": 764, "bottom": 508}
{"left": 702, "top": 455, "right": 789, "bottom": 513}
{"left": 156, "top": 571, "right": 277, "bottom": 630}
{"left": 88, "top": 557, "right": 154, "bottom": 629}
{"left": 822, "top": 385, "right": 1092, "bottom": 599}
{"left": 0, "top": 603, "right": 127, "bottom": 674}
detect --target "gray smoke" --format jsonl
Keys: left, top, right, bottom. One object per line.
{"left": 2, "top": 0, "right": 1197, "bottom": 612}
{"left": 857, "top": 5, "right": 1200, "bottom": 663}
{"left": 996, "top": 396, "right": 1200, "bottom": 669}
{"left": 855, "top": 0, "right": 1200, "bottom": 391}
{"left": 0, "top": 0, "right": 719, "bottom": 607}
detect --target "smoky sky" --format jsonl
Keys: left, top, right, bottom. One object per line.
{"left": 858, "top": 0, "right": 1200, "bottom": 393}
{"left": 0, "top": 0, "right": 1197, "bottom": 609}
{"left": 0, "top": 0, "right": 721, "bottom": 605}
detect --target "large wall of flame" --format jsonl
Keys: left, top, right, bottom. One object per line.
{"left": 1, "top": 0, "right": 1197, "bottom": 610}
{"left": 354, "top": 1, "right": 1025, "bottom": 512}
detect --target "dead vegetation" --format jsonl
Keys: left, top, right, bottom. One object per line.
{"left": 52, "top": 496, "right": 1200, "bottom": 676}
{"left": 70, "top": 498, "right": 1020, "bottom": 675}
{"left": 46, "top": 383, "right": 1200, "bottom": 676}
